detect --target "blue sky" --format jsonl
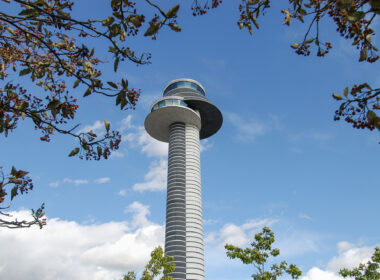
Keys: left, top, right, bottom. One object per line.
{"left": 0, "top": 1, "right": 379, "bottom": 280}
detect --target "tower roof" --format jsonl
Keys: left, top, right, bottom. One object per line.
{"left": 163, "top": 78, "right": 206, "bottom": 97}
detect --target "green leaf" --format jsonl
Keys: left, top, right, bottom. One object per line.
{"left": 9, "top": 177, "right": 21, "bottom": 184}
{"left": 337, "top": 0, "right": 353, "bottom": 9}
{"left": 11, "top": 166, "right": 17, "bottom": 176}
{"left": 144, "top": 23, "right": 160, "bottom": 36}
{"left": 73, "top": 79, "right": 80, "bottom": 88}
{"left": 370, "top": 0, "right": 380, "bottom": 14}
{"left": 111, "top": 0, "right": 121, "bottom": 10}
{"left": 367, "top": 110, "right": 377, "bottom": 122}
{"left": 344, "top": 87, "right": 349, "bottom": 97}
{"left": 129, "top": 15, "right": 143, "bottom": 27}
{"left": 363, "top": 83, "right": 372, "bottom": 90}
{"left": 68, "top": 148, "right": 80, "bottom": 157}
{"left": 252, "top": 17, "right": 259, "bottom": 29}
{"left": 121, "top": 79, "right": 128, "bottom": 89}
{"left": 291, "top": 43, "right": 300, "bottom": 49}
{"left": 333, "top": 93, "right": 343, "bottom": 100}
{"left": 104, "top": 119, "right": 110, "bottom": 132}
{"left": 359, "top": 47, "right": 367, "bottom": 61}
{"left": 107, "top": 81, "right": 118, "bottom": 89}
{"left": 97, "top": 146, "right": 102, "bottom": 158}
{"left": 347, "top": 11, "right": 365, "bottom": 23}
{"left": 168, "top": 23, "right": 181, "bottom": 32}
{"left": 116, "top": 93, "right": 122, "bottom": 106}
{"left": 166, "top": 5, "right": 180, "bottom": 18}
{"left": 6, "top": 27, "right": 15, "bottom": 35}
{"left": 47, "top": 100, "right": 61, "bottom": 110}
{"left": 114, "top": 57, "right": 120, "bottom": 72}
{"left": 15, "top": 170, "right": 28, "bottom": 178}
{"left": 11, "top": 187, "right": 18, "bottom": 200}
{"left": 83, "top": 87, "right": 92, "bottom": 97}
{"left": 19, "top": 8, "right": 38, "bottom": 16}
{"left": 19, "top": 68, "right": 32, "bottom": 76}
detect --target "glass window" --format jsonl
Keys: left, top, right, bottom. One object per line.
{"left": 151, "top": 99, "right": 190, "bottom": 112}
{"left": 164, "top": 81, "right": 205, "bottom": 96}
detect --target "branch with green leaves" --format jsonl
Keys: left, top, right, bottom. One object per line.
{"left": 0, "top": 0, "right": 183, "bottom": 160}
{"left": 122, "top": 247, "right": 175, "bottom": 280}
{"left": 333, "top": 84, "right": 380, "bottom": 134}
{"left": 340, "top": 247, "right": 380, "bottom": 280}
{"left": 225, "top": 227, "right": 302, "bottom": 280}
{"left": 0, "top": 166, "right": 46, "bottom": 229}
{"left": 191, "top": 0, "right": 380, "bottom": 141}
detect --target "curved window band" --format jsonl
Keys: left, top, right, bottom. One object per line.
{"left": 164, "top": 81, "right": 205, "bottom": 96}
{"left": 151, "top": 99, "right": 188, "bottom": 113}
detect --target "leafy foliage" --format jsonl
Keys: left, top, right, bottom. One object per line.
{"left": 0, "top": 0, "right": 182, "bottom": 228}
{"left": 0, "top": 0, "right": 182, "bottom": 160}
{"left": 225, "top": 227, "right": 302, "bottom": 280}
{"left": 340, "top": 247, "right": 380, "bottom": 280}
{"left": 191, "top": 0, "right": 380, "bottom": 139}
{"left": 1, "top": 0, "right": 379, "bottom": 225}
{"left": 0, "top": 166, "right": 46, "bottom": 228}
{"left": 122, "top": 247, "right": 175, "bottom": 280}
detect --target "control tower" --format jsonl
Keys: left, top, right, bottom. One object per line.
{"left": 145, "top": 78, "right": 222, "bottom": 280}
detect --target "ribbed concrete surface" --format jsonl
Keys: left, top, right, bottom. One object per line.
{"left": 166, "top": 123, "right": 186, "bottom": 280}
{"left": 185, "top": 124, "right": 204, "bottom": 280}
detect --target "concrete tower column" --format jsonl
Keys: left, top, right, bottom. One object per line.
{"left": 166, "top": 122, "right": 187, "bottom": 279}
{"left": 145, "top": 79, "right": 222, "bottom": 280}
{"left": 185, "top": 124, "right": 204, "bottom": 279}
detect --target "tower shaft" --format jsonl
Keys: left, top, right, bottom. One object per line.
{"left": 145, "top": 78, "right": 223, "bottom": 280}
{"left": 165, "top": 122, "right": 204, "bottom": 280}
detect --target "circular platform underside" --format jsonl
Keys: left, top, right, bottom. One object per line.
{"left": 183, "top": 98, "right": 223, "bottom": 139}
{"left": 145, "top": 106, "right": 202, "bottom": 142}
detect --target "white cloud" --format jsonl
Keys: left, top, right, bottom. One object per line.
{"left": 123, "top": 126, "right": 168, "bottom": 158}
{"left": 277, "top": 230, "right": 322, "bottom": 257}
{"left": 226, "top": 112, "right": 282, "bottom": 141}
{"left": 132, "top": 159, "right": 167, "bottom": 192}
{"left": 110, "top": 150, "right": 125, "bottom": 159}
{"left": 288, "top": 131, "right": 333, "bottom": 143}
{"left": 63, "top": 178, "right": 89, "bottom": 186}
{"left": 124, "top": 201, "right": 152, "bottom": 228}
{"left": 301, "top": 243, "right": 378, "bottom": 280}
{"left": 203, "top": 218, "right": 279, "bottom": 270}
{"left": 219, "top": 223, "right": 248, "bottom": 247}
{"left": 94, "top": 177, "right": 110, "bottom": 184}
{"left": 206, "top": 218, "right": 279, "bottom": 249}
{"left": 205, "top": 218, "right": 324, "bottom": 262}
{"left": 337, "top": 241, "right": 355, "bottom": 254}
{"left": 298, "top": 213, "right": 312, "bottom": 220}
{"left": 119, "top": 115, "right": 134, "bottom": 133}
{"left": 302, "top": 267, "right": 343, "bottom": 280}
{"left": 205, "top": 232, "right": 217, "bottom": 243}
{"left": 77, "top": 120, "right": 104, "bottom": 134}
{"left": 241, "top": 218, "right": 278, "bottom": 231}
{"left": 49, "top": 181, "right": 59, "bottom": 188}
{"left": 327, "top": 245, "right": 374, "bottom": 273}
{"left": 49, "top": 177, "right": 108, "bottom": 187}
{"left": 122, "top": 115, "right": 210, "bottom": 193}
{"left": 118, "top": 189, "right": 127, "bottom": 197}
{"left": 0, "top": 203, "right": 164, "bottom": 280}
{"left": 200, "top": 139, "right": 213, "bottom": 152}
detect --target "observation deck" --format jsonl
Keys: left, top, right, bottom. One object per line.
{"left": 145, "top": 78, "right": 223, "bottom": 142}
